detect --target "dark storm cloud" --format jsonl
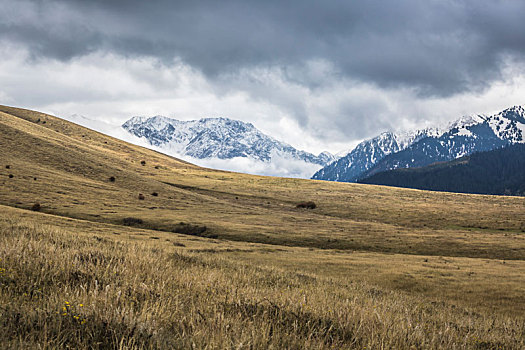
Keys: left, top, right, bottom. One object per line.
{"left": 2, "top": 0, "right": 525, "bottom": 96}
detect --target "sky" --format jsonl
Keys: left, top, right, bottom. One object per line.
{"left": 1, "top": 0, "right": 525, "bottom": 155}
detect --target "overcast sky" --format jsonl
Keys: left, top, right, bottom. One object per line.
{"left": 1, "top": 0, "right": 525, "bottom": 153}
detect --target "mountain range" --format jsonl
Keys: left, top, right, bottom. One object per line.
{"left": 313, "top": 106, "right": 525, "bottom": 182}
{"left": 122, "top": 116, "right": 335, "bottom": 178}
{"left": 118, "top": 105, "right": 525, "bottom": 182}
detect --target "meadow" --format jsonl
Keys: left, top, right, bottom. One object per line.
{"left": 1, "top": 105, "right": 524, "bottom": 348}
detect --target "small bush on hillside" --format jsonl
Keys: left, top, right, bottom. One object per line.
{"left": 122, "top": 217, "right": 143, "bottom": 226}
{"left": 109, "top": 176, "right": 116, "bottom": 182}
{"left": 296, "top": 201, "right": 316, "bottom": 209}
{"left": 172, "top": 222, "right": 207, "bottom": 236}
{"left": 138, "top": 194, "right": 145, "bottom": 200}
{"left": 33, "top": 177, "right": 37, "bottom": 181}
{"left": 31, "top": 203, "right": 41, "bottom": 211}
{"left": 140, "top": 160, "right": 146, "bottom": 166}
{"left": 8, "top": 174, "right": 13, "bottom": 179}
{"left": 5, "top": 165, "right": 10, "bottom": 169}
{"left": 151, "top": 192, "right": 159, "bottom": 197}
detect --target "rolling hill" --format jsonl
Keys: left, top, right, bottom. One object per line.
{"left": 1, "top": 105, "right": 525, "bottom": 349}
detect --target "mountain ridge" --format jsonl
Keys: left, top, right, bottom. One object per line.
{"left": 312, "top": 127, "right": 441, "bottom": 182}
{"left": 313, "top": 105, "right": 525, "bottom": 182}
{"left": 122, "top": 115, "right": 335, "bottom": 177}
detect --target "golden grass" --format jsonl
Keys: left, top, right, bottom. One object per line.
{"left": 1, "top": 105, "right": 525, "bottom": 348}
{"left": 1, "top": 218, "right": 524, "bottom": 349}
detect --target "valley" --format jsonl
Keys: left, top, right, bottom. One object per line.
{"left": 1, "top": 105, "right": 525, "bottom": 348}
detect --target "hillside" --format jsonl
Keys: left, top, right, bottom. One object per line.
{"left": 1, "top": 105, "right": 525, "bottom": 348}
{"left": 360, "top": 144, "right": 525, "bottom": 195}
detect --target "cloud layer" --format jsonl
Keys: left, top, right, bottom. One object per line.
{"left": 1, "top": 0, "right": 525, "bottom": 155}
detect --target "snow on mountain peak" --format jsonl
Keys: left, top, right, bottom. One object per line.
{"left": 447, "top": 114, "right": 486, "bottom": 130}
{"left": 313, "top": 105, "right": 525, "bottom": 183}
{"left": 122, "top": 115, "right": 335, "bottom": 178}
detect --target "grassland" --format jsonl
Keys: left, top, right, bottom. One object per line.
{"left": 1, "top": 105, "right": 525, "bottom": 348}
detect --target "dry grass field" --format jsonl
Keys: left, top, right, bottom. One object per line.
{"left": 1, "top": 105, "right": 525, "bottom": 348}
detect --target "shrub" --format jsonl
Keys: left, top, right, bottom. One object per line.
{"left": 109, "top": 176, "right": 116, "bottom": 182}
{"left": 122, "top": 217, "right": 143, "bottom": 226}
{"left": 140, "top": 160, "right": 146, "bottom": 166}
{"left": 172, "top": 222, "right": 207, "bottom": 236}
{"left": 8, "top": 174, "right": 13, "bottom": 179}
{"left": 31, "top": 203, "right": 41, "bottom": 211}
{"left": 296, "top": 201, "right": 316, "bottom": 209}
{"left": 138, "top": 194, "right": 145, "bottom": 200}
{"left": 5, "top": 165, "right": 10, "bottom": 169}
{"left": 151, "top": 192, "right": 159, "bottom": 197}
{"left": 33, "top": 177, "right": 37, "bottom": 181}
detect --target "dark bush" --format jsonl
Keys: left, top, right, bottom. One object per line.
{"left": 138, "top": 193, "right": 145, "bottom": 200}
{"left": 8, "top": 174, "right": 13, "bottom": 179}
{"left": 5, "top": 165, "right": 10, "bottom": 169}
{"left": 109, "top": 176, "right": 116, "bottom": 182}
{"left": 296, "top": 201, "right": 316, "bottom": 209}
{"left": 151, "top": 192, "right": 159, "bottom": 197}
{"left": 154, "top": 165, "right": 160, "bottom": 169}
{"left": 31, "top": 203, "right": 41, "bottom": 211}
{"left": 172, "top": 222, "right": 207, "bottom": 236}
{"left": 33, "top": 177, "right": 37, "bottom": 181}
{"left": 122, "top": 217, "right": 143, "bottom": 226}
{"left": 140, "top": 160, "right": 146, "bottom": 166}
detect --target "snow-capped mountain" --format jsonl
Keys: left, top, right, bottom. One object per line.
{"left": 313, "top": 105, "right": 525, "bottom": 182}
{"left": 122, "top": 116, "right": 335, "bottom": 178}
{"left": 312, "top": 128, "right": 441, "bottom": 182}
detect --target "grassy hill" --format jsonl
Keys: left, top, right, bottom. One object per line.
{"left": 1, "top": 105, "right": 525, "bottom": 348}
{"left": 360, "top": 143, "right": 525, "bottom": 196}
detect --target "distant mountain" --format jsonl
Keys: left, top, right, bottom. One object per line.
{"left": 312, "top": 128, "right": 441, "bottom": 182}
{"left": 313, "top": 106, "right": 525, "bottom": 182}
{"left": 122, "top": 116, "right": 335, "bottom": 177}
{"left": 359, "top": 143, "right": 525, "bottom": 196}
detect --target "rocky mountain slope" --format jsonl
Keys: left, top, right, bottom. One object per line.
{"left": 313, "top": 106, "right": 525, "bottom": 182}
{"left": 122, "top": 116, "right": 335, "bottom": 177}
{"left": 312, "top": 128, "right": 441, "bottom": 182}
